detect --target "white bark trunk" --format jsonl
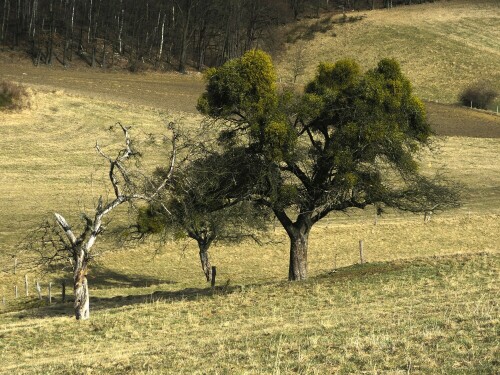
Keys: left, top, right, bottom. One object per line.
{"left": 1, "top": 0, "right": 8, "bottom": 41}
{"left": 54, "top": 213, "right": 77, "bottom": 245}
{"left": 118, "top": 5, "right": 124, "bottom": 54}
{"left": 74, "top": 267, "right": 89, "bottom": 320}
{"left": 158, "top": 13, "right": 165, "bottom": 63}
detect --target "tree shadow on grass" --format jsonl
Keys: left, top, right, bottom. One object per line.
{"left": 8, "top": 283, "right": 238, "bottom": 320}
{"left": 45, "top": 266, "right": 177, "bottom": 291}
{"left": 86, "top": 267, "right": 177, "bottom": 289}
{"left": 7, "top": 253, "right": 492, "bottom": 321}
{"left": 3, "top": 266, "right": 180, "bottom": 320}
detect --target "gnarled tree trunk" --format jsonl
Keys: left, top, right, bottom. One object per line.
{"left": 287, "top": 226, "right": 310, "bottom": 281}
{"left": 52, "top": 125, "right": 177, "bottom": 320}
{"left": 51, "top": 124, "right": 177, "bottom": 321}
{"left": 194, "top": 235, "right": 214, "bottom": 282}
{"left": 274, "top": 210, "right": 312, "bottom": 281}
{"left": 198, "top": 245, "right": 212, "bottom": 282}
{"left": 73, "top": 262, "right": 89, "bottom": 320}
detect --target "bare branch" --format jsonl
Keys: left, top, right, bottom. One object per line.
{"left": 54, "top": 213, "right": 77, "bottom": 245}
{"left": 147, "top": 122, "right": 178, "bottom": 200}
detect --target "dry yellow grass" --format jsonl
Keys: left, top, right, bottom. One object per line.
{"left": 1, "top": 3, "right": 499, "bottom": 370}
{"left": 1, "top": 93, "right": 498, "bottom": 305}
{"left": 1, "top": 253, "right": 498, "bottom": 374}
{"left": 0, "top": 88, "right": 200, "bottom": 289}
{"left": 0, "top": 88, "right": 498, "bottom": 374}
{"left": 0, "top": 81, "right": 499, "bottom": 292}
{"left": 277, "top": 0, "right": 500, "bottom": 107}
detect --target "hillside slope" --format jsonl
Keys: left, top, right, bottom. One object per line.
{"left": 0, "top": 253, "right": 497, "bottom": 374}
{"left": 277, "top": 0, "right": 500, "bottom": 108}
{"left": 1, "top": 4, "right": 499, "bottom": 372}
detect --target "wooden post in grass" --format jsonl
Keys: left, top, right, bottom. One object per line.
{"left": 24, "top": 274, "right": 29, "bottom": 296}
{"left": 14, "top": 285, "right": 18, "bottom": 298}
{"left": 359, "top": 240, "right": 364, "bottom": 264}
{"left": 48, "top": 282, "right": 52, "bottom": 304}
{"left": 61, "top": 281, "right": 66, "bottom": 303}
{"left": 14, "top": 258, "right": 17, "bottom": 274}
{"left": 211, "top": 266, "right": 217, "bottom": 289}
{"left": 36, "top": 281, "right": 42, "bottom": 300}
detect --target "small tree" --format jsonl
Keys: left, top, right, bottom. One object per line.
{"left": 198, "top": 50, "right": 460, "bottom": 281}
{"left": 459, "top": 81, "right": 498, "bottom": 110}
{"left": 30, "top": 123, "right": 177, "bottom": 320}
{"left": 137, "top": 149, "right": 270, "bottom": 282}
{"left": 290, "top": 43, "right": 308, "bottom": 83}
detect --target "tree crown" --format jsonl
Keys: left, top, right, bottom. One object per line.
{"left": 198, "top": 50, "right": 458, "bottom": 228}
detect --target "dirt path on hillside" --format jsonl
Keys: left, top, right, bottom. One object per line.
{"left": 426, "top": 102, "right": 500, "bottom": 138}
{"left": 1, "top": 62, "right": 499, "bottom": 138}
{"left": 0, "top": 62, "right": 205, "bottom": 113}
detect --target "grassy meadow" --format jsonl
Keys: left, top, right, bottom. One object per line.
{"left": 1, "top": 254, "right": 498, "bottom": 374}
{"left": 1, "top": 0, "right": 499, "bottom": 373}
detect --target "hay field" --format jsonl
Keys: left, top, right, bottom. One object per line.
{"left": 1, "top": 254, "right": 498, "bottom": 374}
{"left": 0, "top": 63, "right": 205, "bottom": 113}
{"left": 0, "top": 85, "right": 498, "bottom": 280}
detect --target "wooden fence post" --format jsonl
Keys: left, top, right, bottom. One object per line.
{"left": 15, "top": 285, "right": 18, "bottom": 298}
{"left": 14, "top": 257, "right": 17, "bottom": 274}
{"left": 211, "top": 266, "right": 217, "bottom": 289}
{"left": 48, "top": 282, "right": 52, "bottom": 304}
{"left": 36, "top": 281, "right": 42, "bottom": 300}
{"left": 359, "top": 240, "right": 364, "bottom": 264}
{"left": 61, "top": 281, "right": 66, "bottom": 303}
{"left": 25, "top": 274, "right": 29, "bottom": 296}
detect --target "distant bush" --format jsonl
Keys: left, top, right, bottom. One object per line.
{"left": 0, "top": 80, "right": 31, "bottom": 110}
{"left": 459, "top": 81, "right": 498, "bottom": 110}
{"left": 128, "top": 60, "right": 147, "bottom": 73}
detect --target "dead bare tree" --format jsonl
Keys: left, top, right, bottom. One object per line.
{"left": 46, "top": 122, "right": 177, "bottom": 320}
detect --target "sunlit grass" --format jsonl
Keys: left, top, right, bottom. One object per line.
{"left": 0, "top": 254, "right": 497, "bottom": 374}
{"left": 277, "top": 0, "right": 500, "bottom": 109}
{"left": 0, "top": 88, "right": 497, "bottom": 374}
{"left": 1, "top": 3, "right": 500, "bottom": 369}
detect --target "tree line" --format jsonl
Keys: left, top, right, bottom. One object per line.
{"left": 1, "top": 0, "right": 438, "bottom": 72}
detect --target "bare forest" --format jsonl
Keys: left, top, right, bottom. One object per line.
{"left": 0, "top": 0, "right": 436, "bottom": 72}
